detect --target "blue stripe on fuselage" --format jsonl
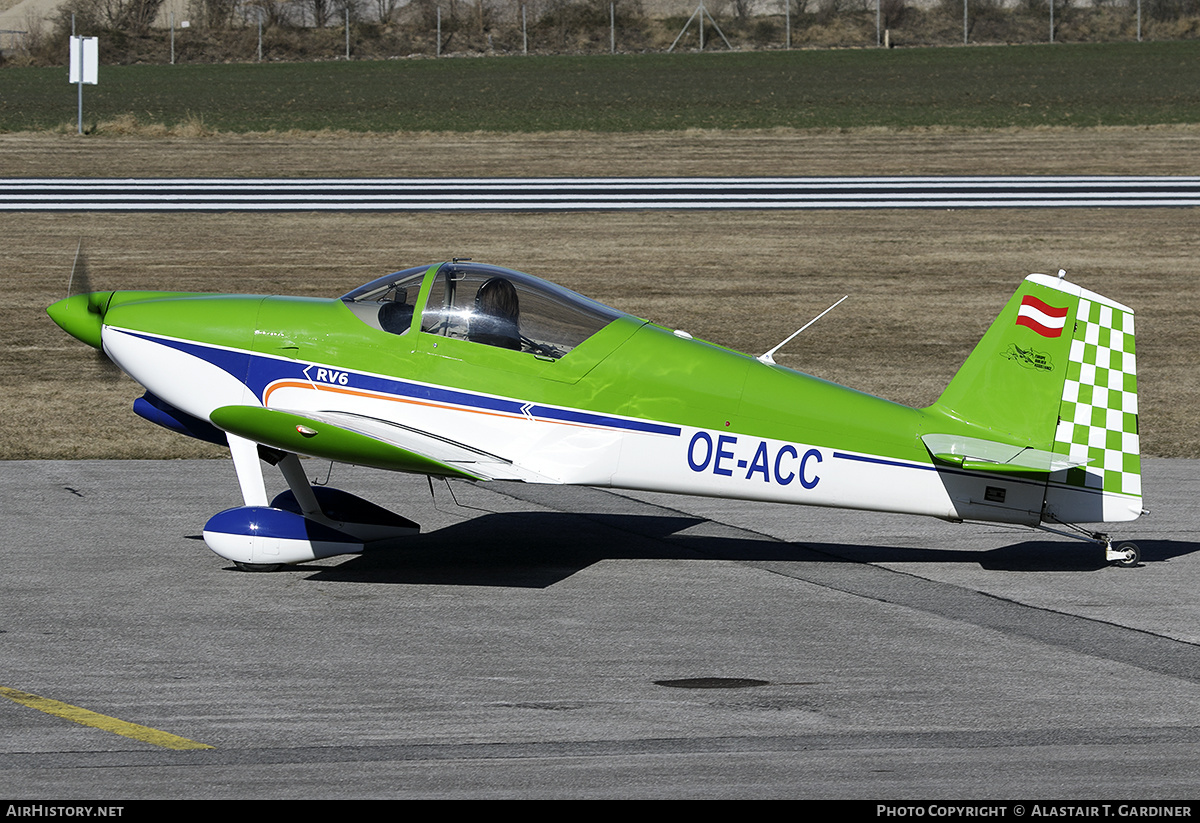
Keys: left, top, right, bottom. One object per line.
{"left": 117, "top": 329, "right": 681, "bottom": 438}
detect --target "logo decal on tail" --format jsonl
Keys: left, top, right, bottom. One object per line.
{"left": 1002, "top": 343, "right": 1055, "bottom": 372}
{"left": 1016, "top": 295, "right": 1069, "bottom": 338}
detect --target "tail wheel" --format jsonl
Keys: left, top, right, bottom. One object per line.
{"left": 1112, "top": 542, "right": 1141, "bottom": 568}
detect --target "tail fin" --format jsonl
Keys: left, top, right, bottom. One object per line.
{"left": 926, "top": 273, "right": 1142, "bottom": 523}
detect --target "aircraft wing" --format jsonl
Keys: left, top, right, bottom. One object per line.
{"left": 209, "top": 404, "right": 554, "bottom": 482}
{"left": 921, "top": 433, "right": 1090, "bottom": 474}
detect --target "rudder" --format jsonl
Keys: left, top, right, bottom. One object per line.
{"left": 1045, "top": 278, "right": 1142, "bottom": 523}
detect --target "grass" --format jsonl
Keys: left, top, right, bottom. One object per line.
{"left": 3, "top": 40, "right": 1200, "bottom": 133}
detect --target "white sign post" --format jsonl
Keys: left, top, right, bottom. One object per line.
{"left": 68, "top": 36, "right": 98, "bottom": 135}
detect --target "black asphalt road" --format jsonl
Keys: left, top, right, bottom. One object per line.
{"left": 1, "top": 458, "right": 1197, "bottom": 799}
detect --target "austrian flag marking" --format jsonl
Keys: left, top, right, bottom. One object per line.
{"left": 1016, "top": 295, "right": 1069, "bottom": 338}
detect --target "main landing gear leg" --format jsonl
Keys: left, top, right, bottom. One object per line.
{"left": 277, "top": 452, "right": 325, "bottom": 521}
{"left": 227, "top": 433, "right": 269, "bottom": 507}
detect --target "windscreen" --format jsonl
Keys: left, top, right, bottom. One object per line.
{"left": 340, "top": 266, "right": 430, "bottom": 335}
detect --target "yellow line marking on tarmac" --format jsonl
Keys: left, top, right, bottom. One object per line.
{"left": 0, "top": 686, "right": 214, "bottom": 750}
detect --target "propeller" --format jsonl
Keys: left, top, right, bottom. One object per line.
{"left": 64, "top": 240, "right": 123, "bottom": 380}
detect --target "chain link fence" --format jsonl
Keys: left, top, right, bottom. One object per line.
{"left": 2, "top": 0, "right": 1197, "bottom": 64}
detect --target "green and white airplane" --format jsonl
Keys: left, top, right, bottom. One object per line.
{"left": 47, "top": 261, "right": 1145, "bottom": 571}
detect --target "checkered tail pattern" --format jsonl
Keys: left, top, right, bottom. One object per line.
{"left": 1052, "top": 297, "right": 1140, "bottom": 498}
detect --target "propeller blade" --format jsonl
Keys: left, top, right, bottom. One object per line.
{"left": 62, "top": 241, "right": 123, "bottom": 381}
{"left": 67, "top": 239, "right": 91, "bottom": 299}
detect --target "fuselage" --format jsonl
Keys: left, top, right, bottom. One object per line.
{"left": 72, "top": 283, "right": 971, "bottom": 523}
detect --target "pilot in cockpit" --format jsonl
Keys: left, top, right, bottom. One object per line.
{"left": 469, "top": 277, "right": 522, "bottom": 351}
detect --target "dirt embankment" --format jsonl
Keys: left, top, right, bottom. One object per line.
{"left": 5, "top": 125, "right": 1200, "bottom": 178}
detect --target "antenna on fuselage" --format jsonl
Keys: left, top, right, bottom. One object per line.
{"left": 757, "top": 295, "right": 848, "bottom": 366}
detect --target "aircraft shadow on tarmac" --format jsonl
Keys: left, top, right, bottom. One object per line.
{"left": 212, "top": 510, "right": 1198, "bottom": 586}
{"left": 800, "top": 538, "right": 1197, "bottom": 572}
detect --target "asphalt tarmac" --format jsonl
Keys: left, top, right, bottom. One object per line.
{"left": 2, "top": 457, "right": 1198, "bottom": 799}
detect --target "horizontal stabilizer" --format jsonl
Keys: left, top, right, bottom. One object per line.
{"left": 922, "top": 433, "right": 1090, "bottom": 474}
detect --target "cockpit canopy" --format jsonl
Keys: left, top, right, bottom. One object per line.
{"left": 341, "top": 262, "right": 628, "bottom": 360}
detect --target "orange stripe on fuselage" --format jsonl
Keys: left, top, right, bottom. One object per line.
{"left": 261, "top": 379, "right": 610, "bottom": 432}
{"left": 263, "top": 380, "right": 526, "bottom": 423}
